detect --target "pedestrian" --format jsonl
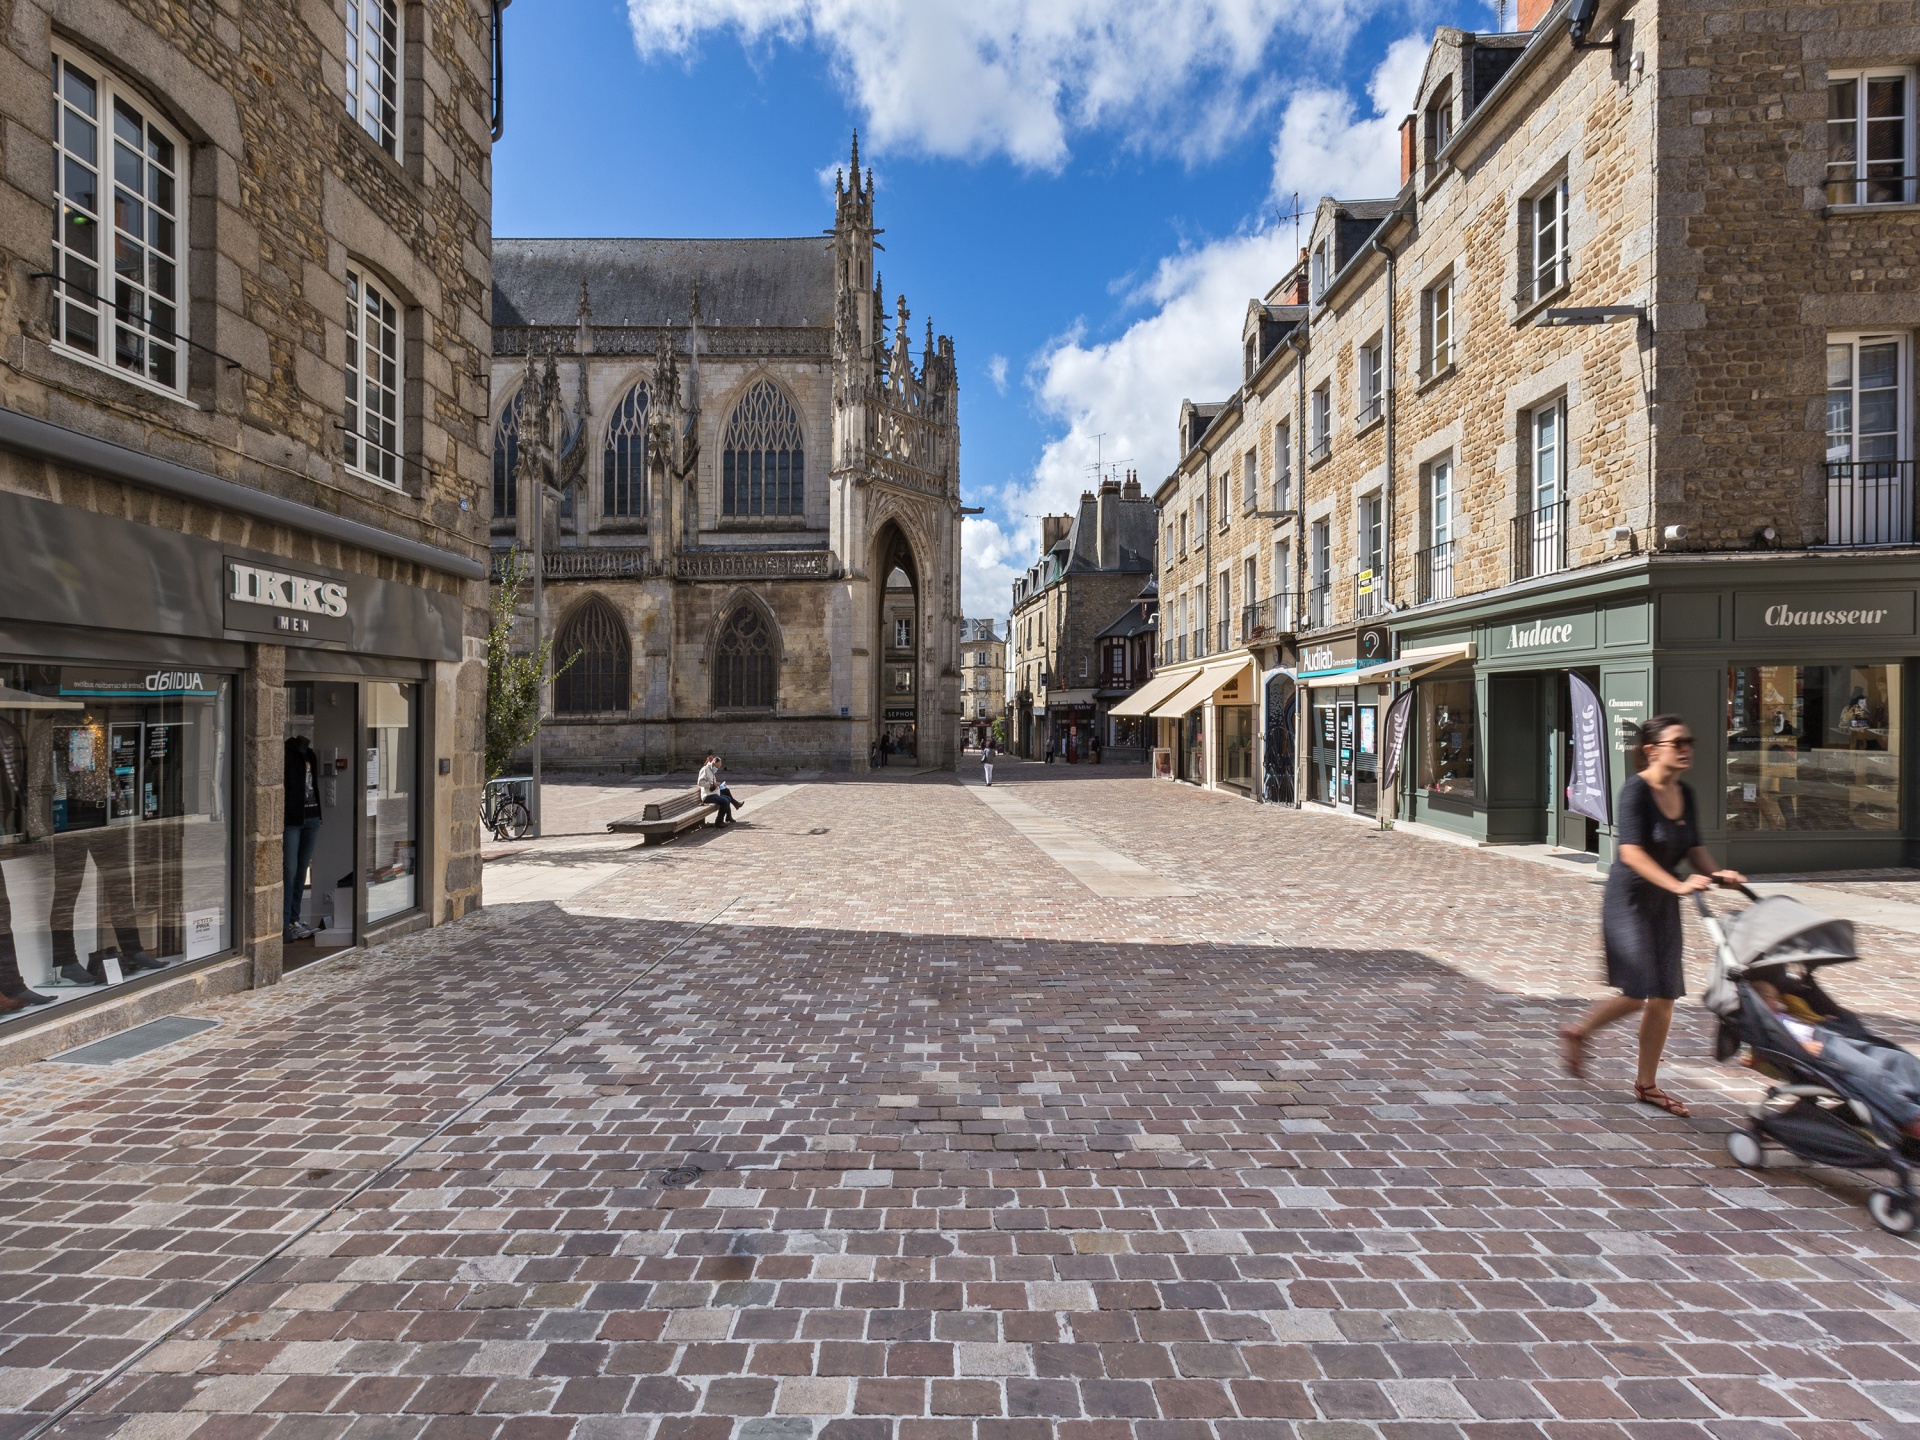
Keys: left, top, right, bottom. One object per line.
{"left": 1044, "top": 734, "right": 1054, "bottom": 765}
{"left": 880, "top": 733, "right": 891, "bottom": 767}
{"left": 1091, "top": 734, "right": 1102, "bottom": 765}
{"left": 1559, "top": 714, "right": 1745, "bottom": 1116}
{"left": 869, "top": 739, "right": 879, "bottom": 769}
{"left": 698, "top": 753, "right": 739, "bottom": 825}
{"left": 982, "top": 737, "right": 995, "bottom": 787}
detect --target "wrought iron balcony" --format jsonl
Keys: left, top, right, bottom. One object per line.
{"left": 1826, "top": 461, "right": 1916, "bottom": 547}
{"left": 1307, "top": 436, "right": 1331, "bottom": 465}
{"left": 1356, "top": 395, "right": 1382, "bottom": 427}
{"left": 1417, "top": 541, "right": 1455, "bottom": 602}
{"left": 1305, "top": 584, "right": 1330, "bottom": 630}
{"left": 1511, "top": 501, "right": 1567, "bottom": 582}
{"left": 1241, "top": 592, "right": 1302, "bottom": 643}
{"left": 1189, "top": 628, "right": 1205, "bottom": 660}
{"left": 1353, "top": 571, "right": 1386, "bottom": 618}
{"left": 1217, "top": 618, "right": 1231, "bottom": 652}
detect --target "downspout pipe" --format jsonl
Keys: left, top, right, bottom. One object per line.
{"left": 1202, "top": 447, "right": 1213, "bottom": 659}
{"left": 1368, "top": 207, "right": 1411, "bottom": 828}
{"left": 1283, "top": 322, "right": 1309, "bottom": 809}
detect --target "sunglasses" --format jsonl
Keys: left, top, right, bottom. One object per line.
{"left": 1658, "top": 736, "right": 1696, "bottom": 749}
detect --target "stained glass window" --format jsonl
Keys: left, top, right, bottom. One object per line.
{"left": 554, "top": 596, "right": 630, "bottom": 715}
{"left": 492, "top": 391, "right": 520, "bottom": 518}
{"left": 603, "top": 383, "right": 649, "bottom": 518}
{"left": 714, "top": 607, "right": 777, "bottom": 710}
{"left": 721, "top": 381, "right": 805, "bottom": 517}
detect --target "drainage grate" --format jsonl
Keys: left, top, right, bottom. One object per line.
{"left": 46, "top": 1016, "right": 220, "bottom": 1066}
{"left": 659, "top": 1165, "right": 703, "bottom": 1189}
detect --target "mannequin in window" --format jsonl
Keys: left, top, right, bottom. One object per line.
{"left": 0, "top": 716, "right": 52, "bottom": 1010}
{"left": 284, "top": 736, "right": 324, "bottom": 941}
{"left": 49, "top": 742, "right": 158, "bottom": 986}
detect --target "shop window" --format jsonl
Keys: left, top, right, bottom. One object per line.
{"left": 553, "top": 596, "right": 631, "bottom": 715}
{"left": 603, "top": 382, "right": 650, "bottom": 518}
{"left": 346, "top": 0, "right": 402, "bottom": 157}
{"left": 1221, "top": 705, "right": 1254, "bottom": 788}
{"left": 1726, "top": 664, "right": 1900, "bottom": 832}
{"left": 0, "top": 664, "right": 232, "bottom": 1012}
{"left": 51, "top": 50, "right": 187, "bottom": 395}
{"left": 1419, "top": 679, "right": 1476, "bottom": 797}
{"left": 345, "top": 268, "right": 402, "bottom": 488}
{"left": 363, "top": 682, "right": 417, "bottom": 926}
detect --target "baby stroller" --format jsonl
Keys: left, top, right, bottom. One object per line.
{"left": 1697, "top": 883, "right": 1920, "bottom": 1235}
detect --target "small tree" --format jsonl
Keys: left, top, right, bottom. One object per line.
{"left": 485, "top": 549, "right": 574, "bottom": 779}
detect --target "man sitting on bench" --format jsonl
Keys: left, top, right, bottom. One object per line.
{"left": 698, "top": 754, "right": 741, "bottom": 826}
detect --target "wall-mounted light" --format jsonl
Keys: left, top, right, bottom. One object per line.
{"left": 1662, "top": 524, "right": 1689, "bottom": 544}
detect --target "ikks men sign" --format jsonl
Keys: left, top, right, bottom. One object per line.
{"left": 1732, "top": 591, "right": 1915, "bottom": 640}
{"left": 221, "top": 557, "right": 353, "bottom": 643}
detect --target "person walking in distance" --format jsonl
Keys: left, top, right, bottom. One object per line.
{"left": 982, "top": 737, "right": 995, "bottom": 787}
{"left": 1559, "top": 714, "right": 1745, "bottom": 1116}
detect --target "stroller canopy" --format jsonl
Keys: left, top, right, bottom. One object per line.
{"left": 1720, "top": 895, "right": 1859, "bottom": 972}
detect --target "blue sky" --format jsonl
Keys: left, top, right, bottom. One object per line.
{"left": 494, "top": 0, "right": 1494, "bottom": 624}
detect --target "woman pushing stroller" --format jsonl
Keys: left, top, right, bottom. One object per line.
{"left": 1560, "top": 714, "right": 1745, "bottom": 1116}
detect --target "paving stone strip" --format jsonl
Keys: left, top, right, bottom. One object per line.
{"left": 3, "top": 765, "right": 1918, "bottom": 1439}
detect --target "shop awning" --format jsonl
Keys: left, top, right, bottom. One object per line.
{"left": 1303, "top": 641, "right": 1476, "bottom": 689}
{"left": 1149, "top": 655, "right": 1255, "bottom": 718}
{"left": 1107, "top": 667, "right": 1194, "bottom": 718}
{"left": 0, "top": 685, "right": 83, "bottom": 710}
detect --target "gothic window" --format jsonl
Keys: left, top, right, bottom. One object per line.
{"left": 492, "top": 391, "right": 519, "bottom": 518}
{"left": 721, "top": 380, "right": 805, "bottom": 517}
{"left": 713, "top": 605, "right": 777, "bottom": 710}
{"left": 603, "top": 382, "right": 649, "bottom": 518}
{"left": 553, "top": 595, "right": 630, "bottom": 715}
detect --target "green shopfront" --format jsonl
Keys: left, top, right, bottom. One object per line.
{"left": 1391, "top": 554, "right": 1920, "bottom": 873}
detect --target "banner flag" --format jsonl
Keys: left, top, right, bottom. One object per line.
{"left": 1380, "top": 688, "right": 1416, "bottom": 792}
{"left": 1566, "top": 672, "right": 1612, "bottom": 824}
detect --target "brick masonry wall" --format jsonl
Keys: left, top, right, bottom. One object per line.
{"left": 0, "top": 0, "right": 494, "bottom": 940}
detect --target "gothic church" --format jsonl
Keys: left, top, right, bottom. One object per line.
{"left": 489, "top": 140, "right": 963, "bottom": 772}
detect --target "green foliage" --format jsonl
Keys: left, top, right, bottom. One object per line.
{"left": 484, "top": 550, "right": 576, "bottom": 780}
{"left": 990, "top": 717, "right": 1007, "bottom": 748}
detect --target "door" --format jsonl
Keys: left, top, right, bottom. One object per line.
{"left": 1337, "top": 700, "right": 1356, "bottom": 807}
{"left": 1354, "top": 700, "right": 1379, "bottom": 816}
{"left": 1311, "top": 700, "right": 1338, "bottom": 803}
{"left": 1555, "top": 669, "right": 1600, "bottom": 852}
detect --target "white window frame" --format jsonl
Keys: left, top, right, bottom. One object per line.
{"left": 345, "top": 267, "right": 403, "bottom": 488}
{"left": 1273, "top": 420, "right": 1292, "bottom": 510}
{"left": 1827, "top": 332, "right": 1911, "bottom": 465}
{"left": 1357, "top": 493, "right": 1384, "bottom": 598}
{"left": 1424, "top": 275, "right": 1454, "bottom": 376}
{"left": 894, "top": 617, "right": 913, "bottom": 650}
{"left": 1241, "top": 450, "right": 1258, "bottom": 509}
{"left": 1310, "top": 383, "right": 1332, "bottom": 459}
{"left": 1358, "top": 340, "right": 1383, "bottom": 424}
{"left": 1310, "top": 241, "right": 1328, "bottom": 302}
{"left": 1430, "top": 457, "right": 1455, "bottom": 550}
{"left": 50, "top": 48, "right": 189, "bottom": 398}
{"left": 1531, "top": 401, "right": 1564, "bottom": 515}
{"left": 1530, "top": 178, "right": 1570, "bottom": 303}
{"left": 1827, "top": 69, "right": 1916, "bottom": 207}
{"left": 346, "top": 0, "right": 403, "bottom": 157}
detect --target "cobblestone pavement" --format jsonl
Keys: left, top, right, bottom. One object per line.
{"left": 5, "top": 761, "right": 1920, "bottom": 1440}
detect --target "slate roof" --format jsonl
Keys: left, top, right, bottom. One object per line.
{"left": 492, "top": 238, "right": 836, "bottom": 330}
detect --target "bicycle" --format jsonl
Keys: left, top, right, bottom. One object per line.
{"left": 482, "top": 776, "right": 533, "bottom": 841}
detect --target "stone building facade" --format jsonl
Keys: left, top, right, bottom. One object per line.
{"left": 957, "top": 619, "right": 1004, "bottom": 749}
{"left": 1145, "top": 0, "right": 1920, "bottom": 873}
{"left": 1008, "top": 475, "right": 1157, "bottom": 759}
{"left": 0, "top": 0, "right": 498, "bottom": 1059}
{"left": 489, "top": 142, "right": 964, "bottom": 774}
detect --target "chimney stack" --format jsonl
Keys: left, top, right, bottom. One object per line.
{"left": 1399, "top": 114, "right": 1418, "bottom": 185}
{"left": 1289, "top": 249, "right": 1310, "bottom": 306}
{"left": 1040, "top": 514, "right": 1071, "bottom": 552}
{"left": 1097, "top": 478, "right": 1122, "bottom": 570}
{"left": 1516, "top": 0, "right": 1552, "bottom": 28}
{"left": 1121, "top": 468, "right": 1141, "bottom": 500}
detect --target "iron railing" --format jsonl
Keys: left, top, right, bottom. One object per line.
{"left": 1189, "top": 628, "right": 1205, "bottom": 660}
{"left": 1307, "top": 436, "right": 1331, "bottom": 465}
{"left": 1356, "top": 395, "right": 1382, "bottom": 427}
{"left": 1240, "top": 592, "right": 1300, "bottom": 642}
{"left": 1306, "top": 584, "right": 1331, "bottom": 630}
{"left": 1826, "top": 460, "right": 1916, "bottom": 547}
{"left": 1353, "top": 572, "right": 1386, "bottom": 617}
{"left": 1217, "top": 618, "right": 1231, "bottom": 652}
{"left": 1417, "top": 541, "right": 1456, "bottom": 602}
{"left": 1826, "top": 174, "right": 1919, "bottom": 207}
{"left": 1511, "top": 501, "right": 1567, "bottom": 581}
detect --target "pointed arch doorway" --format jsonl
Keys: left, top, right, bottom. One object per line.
{"left": 873, "top": 523, "right": 920, "bottom": 766}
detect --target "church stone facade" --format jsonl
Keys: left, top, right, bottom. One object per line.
{"left": 489, "top": 143, "right": 962, "bottom": 772}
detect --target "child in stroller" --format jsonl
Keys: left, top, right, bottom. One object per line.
{"left": 1697, "top": 885, "right": 1920, "bottom": 1236}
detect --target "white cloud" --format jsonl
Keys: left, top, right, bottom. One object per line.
{"left": 959, "top": 39, "right": 1430, "bottom": 620}
{"left": 628, "top": 0, "right": 1383, "bottom": 168}
{"left": 1270, "top": 34, "right": 1428, "bottom": 202}
{"left": 985, "top": 355, "right": 1009, "bottom": 395}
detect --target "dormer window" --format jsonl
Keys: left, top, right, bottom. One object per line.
{"left": 1310, "top": 240, "right": 1330, "bottom": 303}
{"left": 1425, "top": 86, "right": 1454, "bottom": 175}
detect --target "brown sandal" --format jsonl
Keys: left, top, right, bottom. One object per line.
{"left": 1559, "top": 1025, "right": 1588, "bottom": 1079}
{"left": 1634, "top": 1083, "right": 1691, "bottom": 1117}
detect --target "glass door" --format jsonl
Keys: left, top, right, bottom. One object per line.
{"left": 363, "top": 682, "right": 418, "bottom": 926}
{"left": 1337, "top": 700, "right": 1356, "bottom": 807}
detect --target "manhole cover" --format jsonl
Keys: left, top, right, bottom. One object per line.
{"left": 659, "top": 1165, "right": 702, "bottom": 1188}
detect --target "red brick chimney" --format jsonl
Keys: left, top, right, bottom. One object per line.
{"left": 1517, "top": 0, "right": 1553, "bottom": 28}
{"left": 1399, "top": 114, "right": 1418, "bottom": 184}
{"left": 1288, "top": 249, "right": 1310, "bottom": 305}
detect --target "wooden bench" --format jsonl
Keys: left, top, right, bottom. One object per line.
{"left": 607, "top": 788, "right": 715, "bottom": 844}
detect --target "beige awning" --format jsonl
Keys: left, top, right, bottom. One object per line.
{"left": 1303, "top": 641, "right": 1476, "bottom": 690}
{"left": 1107, "top": 667, "right": 1194, "bottom": 718}
{"left": 0, "top": 685, "right": 83, "bottom": 710}
{"left": 1149, "top": 655, "right": 1255, "bottom": 718}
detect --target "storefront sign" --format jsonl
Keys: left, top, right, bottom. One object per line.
{"left": 1566, "top": 673, "right": 1611, "bottom": 824}
{"left": 1300, "top": 642, "right": 1341, "bottom": 673}
{"left": 222, "top": 558, "right": 353, "bottom": 642}
{"left": 884, "top": 708, "right": 915, "bottom": 721}
{"left": 1733, "top": 591, "right": 1916, "bottom": 640}
{"left": 1486, "top": 609, "right": 1595, "bottom": 658}
{"left": 1297, "top": 625, "right": 1391, "bottom": 676}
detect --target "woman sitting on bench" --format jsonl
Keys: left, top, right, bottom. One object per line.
{"left": 698, "top": 754, "right": 741, "bottom": 826}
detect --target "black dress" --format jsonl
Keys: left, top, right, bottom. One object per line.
{"left": 1602, "top": 774, "right": 1700, "bottom": 1000}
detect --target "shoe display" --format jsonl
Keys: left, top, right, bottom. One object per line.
{"left": 119, "top": 952, "right": 167, "bottom": 974}
{"left": 59, "top": 961, "right": 106, "bottom": 987}
{"left": 0, "top": 988, "right": 55, "bottom": 1011}
{"left": 290, "top": 923, "right": 316, "bottom": 940}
